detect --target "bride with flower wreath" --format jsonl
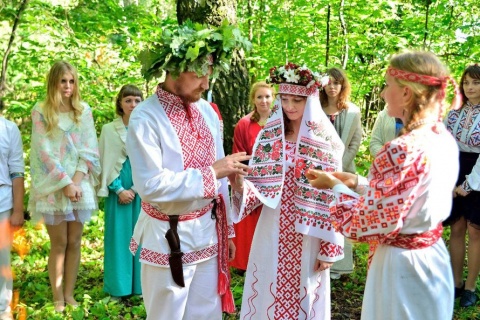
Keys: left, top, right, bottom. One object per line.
{"left": 229, "top": 63, "right": 345, "bottom": 319}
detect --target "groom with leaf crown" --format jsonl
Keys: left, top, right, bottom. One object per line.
{"left": 126, "top": 21, "right": 251, "bottom": 320}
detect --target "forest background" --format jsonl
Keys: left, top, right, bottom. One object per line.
{"left": 0, "top": 0, "right": 479, "bottom": 319}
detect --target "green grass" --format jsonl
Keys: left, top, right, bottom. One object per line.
{"left": 9, "top": 211, "right": 480, "bottom": 319}
{"left": 11, "top": 213, "right": 146, "bottom": 319}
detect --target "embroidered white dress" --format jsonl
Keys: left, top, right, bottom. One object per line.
{"left": 240, "top": 142, "right": 336, "bottom": 320}
{"left": 232, "top": 93, "right": 345, "bottom": 320}
{"left": 330, "top": 125, "right": 457, "bottom": 320}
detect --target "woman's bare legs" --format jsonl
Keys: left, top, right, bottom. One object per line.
{"left": 63, "top": 221, "right": 83, "bottom": 306}
{"left": 46, "top": 222, "right": 68, "bottom": 311}
{"left": 449, "top": 217, "right": 467, "bottom": 288}
{"left": 46, "top": 220, "right": 84, "bottom": 310}
{"left": 465, "top": 224, "right": 480, "bottom": 291}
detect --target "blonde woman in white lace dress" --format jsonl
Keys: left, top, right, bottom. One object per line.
{"left": 29, "top": 61, "right": 100, "bottom": 312}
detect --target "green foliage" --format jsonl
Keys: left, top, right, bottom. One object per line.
{"left": 13, "top": 215, "right": 479, "bottom": 319}
{"left": 1, "top": 0, "right": 177, "bottom": 205}
{"left": 355, "top": 138, "right": 373, "bottom": 177}
{"left": 139, "top": 20, "right": 252, "bottom": 80}
{"left": 2, "top": 2, "right": 480, "bottom": 318}
{"left": 12, "top": 212, "right": 147, "bottom": 319}
{"left": 2, "top": 0, "right": 479, "bottom": 162}
{"left": 237, "top": 0, "right": 480, "bottom": 120}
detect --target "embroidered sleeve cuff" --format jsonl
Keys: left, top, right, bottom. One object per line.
{"left": 10, "top": 172, "right": 25, "bottom": 180}
{"left": 228, "top": 225, "right": 235, "bottom": 238}
{"left": 115, "top": 187, "right": 125, "bottom": 195}
{"left": 317, "top": 240, "right": 344, "bottom": 262}
{"left": 200, "top": 166, "right": 217, "bottom": 199}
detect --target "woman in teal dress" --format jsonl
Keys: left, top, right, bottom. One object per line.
{"left": 98, "top": 85, "right": 143, "bottom": 298}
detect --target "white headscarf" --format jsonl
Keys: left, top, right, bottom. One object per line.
{"left": 243, "top": 82, "right": 345, "bottom": 243}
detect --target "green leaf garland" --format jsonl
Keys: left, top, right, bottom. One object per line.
{"left": 139, "top": 20, "right": 252, "bottom": 80}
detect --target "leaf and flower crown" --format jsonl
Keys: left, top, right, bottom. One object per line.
{"left": 138, "top": 20, "right": 252, "bottom": 80}
{"left": 268, "top": 62, "right": 329, "bottom": 89}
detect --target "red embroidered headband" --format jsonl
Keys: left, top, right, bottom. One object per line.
{"left": 278, "top": 83, "right": 319, "bottom": 97}
{"left": 387, "top": 67, "right": 462, "bottom": 110}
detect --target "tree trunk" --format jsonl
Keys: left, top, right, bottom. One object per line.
{"left": 325, "top": 4, "right": 331, "bottom": 67}
{"left": 423, "top": 0, "right": 432, "bottom": 50}
{"left": 177, "top": 0, "right": 250, "bottom": 155}
{"left": 339, "top": 0, "right": 348, "bottom": 69}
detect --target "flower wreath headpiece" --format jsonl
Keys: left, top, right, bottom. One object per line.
{"left": 268, "top": 62, "right": 329, "bottom": 97}
{"left": 139, "top": 20, "right": 252, "bottom": 80}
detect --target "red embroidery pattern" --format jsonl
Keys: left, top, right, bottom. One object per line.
{"left": 295, "top": 135, "right": 339, "bottom": 238}
{"left": 330, "top": 135, "right": 431, "bottom": 266}
{"left": 241, "top": 185, "right": 262, "bottom": 220}
{"left": 296, "top": 207, "right": 332, "bottom": 231}
{"left": 158, "top": 86, "right": 216, "bottom": 198}
{"left": 142, "top": 202, "right": 212, "bottom": 221}
{"left": 246, "top": 182, "right": 281, "bottom": 199}
{"left": 384, "top": 224, "right": 443, "bottom": 249}
{"left": 213, "top": 195, "right": 235, "bottom": 312}
{"left": 274, "top": 167, "right": 302, "bottom": 319}
{"left": 130, "top": 238, "right": 218, "bottom": 265}
{"left": 387, "top": 67, "right": 461, "bottom": 110}
{"left": 243, "top": 263, "right": 260, "bottom": 319}
{"left": 387, "top": 67, "right": 444, "bottom": 86}
{"left": 285, "top": 140, "right": 296, "bottom": 163}
{"left": 279, "top": 83, "right": 319, "bottom": 97}
{"left": 249, "top": 117, "right": 283, "bottom": 191}
{"left": 199, "top": 166, "right": 216, "bottom": 199}
{"left": 157, "top": 87, "right": 234, "bottom": 311}
{"left": 228, "top": 225, "right": 235, "bottom": 237}
{"left": 319, "top": 240, "right": 343, "bottom": 258}
{"left": 447, "top": 103, "right": 480, "bottom": 147}
{"left": 309, "top": 275, "right": 322, "bottom": 320}
{"left": 137, "top": 238, "right": 218, "bottom": 266}
{"left": 129, "top": 237, "right": 139, "bottom": 255}
{"left": 298, "top": 137, "right": 339, "bottom": 165}
{"left": 232, "top": 191, "right": 241, "bottom": 216}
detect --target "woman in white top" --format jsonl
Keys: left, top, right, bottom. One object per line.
{"left": 444, "top": 63, "right": 480, "bottom": 308}
{"left": 29, "top": 61, "right": 101, "bottom": 312}
{"left": 369, "top": 108, "right": 396, "bottom": 156}
{"left": 307, "top": 50, "right": 459, "bottom": 320}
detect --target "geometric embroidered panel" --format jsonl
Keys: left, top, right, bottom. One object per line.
{"left": 157, "top": 87, "right": 216, "bottom": 198}
{"left": 274, "top": 167, "right": 303, "bottom": 319}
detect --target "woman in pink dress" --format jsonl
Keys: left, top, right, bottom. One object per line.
{"left": 230, "top": 81, "right": 275, "bottom": 273}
